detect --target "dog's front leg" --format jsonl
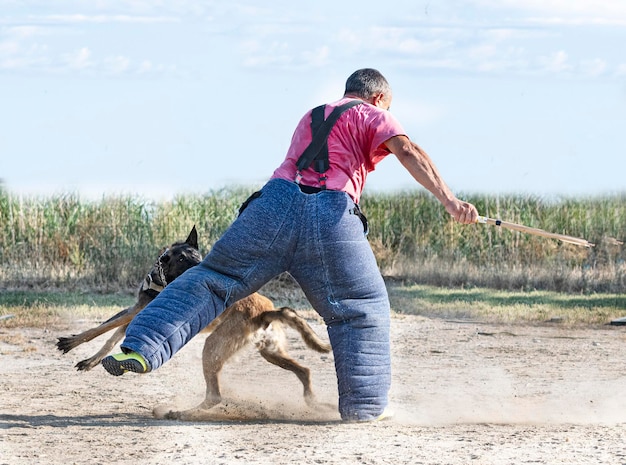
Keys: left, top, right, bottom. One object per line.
{"left": 154, "top": 313, "right": 252, "bottom": 422}
{"left": 154, "top": 369, "right": 224, "bottom": 421}
{"left": 198, "top": 311, "right": 256, "bottom": 410}
{"left": 56, "top": 304, "right": 139, "bottom": 353}
{"left": 74, "top": 324, "right": 128, "bottom": 371}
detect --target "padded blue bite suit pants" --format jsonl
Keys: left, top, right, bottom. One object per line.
{"left": 120, "top": 178, "right": 391, "bottom": 421}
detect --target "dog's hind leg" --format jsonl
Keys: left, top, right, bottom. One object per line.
{"left": 257, "top": 337, "right": 317, "bottom": 406}
{"left": 254, "top": 308, "right": 330, "bottom": 406}
{"left": 74, "top": 324, "right": 128, "bottom": 371}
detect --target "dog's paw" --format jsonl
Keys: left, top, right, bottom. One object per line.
{"left": 74, "top": 359, "right": 97, "bottom": 371}
{"left": 153, "top": 403, "right": 221, "bottom": 422}
{"left": 56, "top": 336, "right": 79, "bottom": 353}
{"left": 153, "top": 404, "right": 193, "bottom": 420}
{"left": 153, "top": 404, "right": 176, "bottom": 419}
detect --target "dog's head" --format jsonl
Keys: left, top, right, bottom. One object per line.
{"left": 142, "top": 226, "right": 203, "bottom": 293}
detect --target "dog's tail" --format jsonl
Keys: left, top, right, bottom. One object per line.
{"left": 259, "top": 307, "right": 331, "bottom": 353}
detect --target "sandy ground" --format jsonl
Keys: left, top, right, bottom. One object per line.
{"left": 1, "top": 312, "right": 626, "bottom": 465}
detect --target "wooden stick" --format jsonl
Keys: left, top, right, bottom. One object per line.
{"left": 476, "top": 215, "right": 595, "bottom": 248}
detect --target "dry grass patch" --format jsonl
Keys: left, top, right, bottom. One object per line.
{"left": 2, "top": 280, "right": 624, "bottom": 331}
{"left": 0, "top": 290, "right": 134, "bottom": 329}
{"left": 387, "top": 281, "right": 626, "bottom": 327}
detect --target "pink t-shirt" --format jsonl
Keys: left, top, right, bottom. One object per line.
{"left": 271, "top": 97, "right": 406, "bottom": 203}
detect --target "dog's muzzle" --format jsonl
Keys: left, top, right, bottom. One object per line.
{"left": 141, "top": 273, "right": 165, "bottom": 293}
{"left": 141, "top": 248, "right": 169, "bottom": 293}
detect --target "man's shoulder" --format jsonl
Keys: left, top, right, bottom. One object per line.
{"left": 326, "top": 97, "right": 368, "bottom": 109}
{"left": 314, "top": 97, "right": 403, "bottom": 135}
{"left": 326, "top": 98, "right": 390, "bottom": 120}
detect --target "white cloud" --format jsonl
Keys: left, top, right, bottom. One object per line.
{"left": 4, "top": 25, "right": 48, "bottom": 39}
{"left": 538, "top": 50, "right": 571, "bottom": 74}
{"left": 0, "top": 25, "right": 48, "bottom": 61}
{"left": 2, "top": 1, "right": 624, "bottom": 80}
{"left": 242, "top": 40, "right": 290, "bottom": 68}
{"left": 580, "top": 58, "right": 607, "bottom": 78}
{"left": 334, "top": 26, "right": 457, "bottom": 65}
{"left": 366, "top": 27, "right": 450, "bottom": 55}
{"left": 331, "top": 25, "right": 534, "bottom": 75}
{"left": 326, "top": 19, "right": 623, "bottom": 79}
{"left": 64, "top": 46, "right": 92, "bottom": 70}
{"left": 241, "top": 37, "right": 330, "bottom": 70}
{"left": 0, "top": 39, "right": 19, "bottom": 55}
{"left": 475, "top": 0, "right": 626, "bottom": 17}
{"left": 472, "top": 0, "right": 626, "bottom": 25}
{"left": 301, "top": 46, "right": 330, "bottom": 68}
{"left": 0, "top": 18, "right": 176, "bottom": 76}
{"left": 31, "top": 14, "right": 179, "bottom": 24}
{"left": 105, "top": 55, "right": 130, "bottom": 74}
{"left": 239, "top": 38, "right": 261, "bottom": 55}
{"left": 138, "top": 59, "right": 153, "bottom": 73}
{"left": 614, "top": 63, "right": 626, "bottom": 77}
{"left": 525, "top": 16, "right": 626, "bottom": 27}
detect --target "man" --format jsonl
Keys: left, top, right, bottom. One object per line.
{"left": 103, "top": 68, "right": 478, "bottom": 422}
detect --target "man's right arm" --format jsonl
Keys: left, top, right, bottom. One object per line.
{"left": 384, "top": 135, "right": 478, "bottom": 225}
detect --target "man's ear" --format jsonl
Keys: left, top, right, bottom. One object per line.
{"left": 372, "top": 93, "right": 389, "bottom": 109}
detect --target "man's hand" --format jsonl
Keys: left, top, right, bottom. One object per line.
{"left": 444, "top": 199, "right": 479, "bottom": 224}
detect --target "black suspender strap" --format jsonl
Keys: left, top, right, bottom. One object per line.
{"left": 310, "top": 105, "right": 328, "bottom": 176}
{"left": 295, "top": 99, "right": 363, "bottom": 188}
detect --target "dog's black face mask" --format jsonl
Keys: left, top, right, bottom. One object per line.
{"left": 148, "top": 226, "right": 203, "bottom": 288}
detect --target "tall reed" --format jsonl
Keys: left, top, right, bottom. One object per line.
{"left": 362, "top": 190, "right": 626, "bottom": 292}
{"left": 0, "top": 186, "right": 624, "bottom": 293}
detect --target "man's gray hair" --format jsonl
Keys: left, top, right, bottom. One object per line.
{"left": 344, "top": 68, "right": 391, "bottom": 99}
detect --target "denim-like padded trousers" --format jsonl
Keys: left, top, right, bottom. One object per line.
{"left": 121, "top": 178, "right": 391, "bottom": 421}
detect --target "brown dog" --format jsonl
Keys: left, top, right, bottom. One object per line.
{"left": 57, "top": 226, "right": 331, "bottom": 416}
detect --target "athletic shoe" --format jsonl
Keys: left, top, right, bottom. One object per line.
{"left": 346, "top": 407, "right": 395, "bottom": 423}
{"left": 374, "top": 407, "right": 395, "bottom": 422}
{"left": 102, "top": 352, "right": 149, "bottom": 376}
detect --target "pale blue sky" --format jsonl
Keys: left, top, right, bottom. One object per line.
{"left": 1, "top": 1, "right": 625, "bottom": 200}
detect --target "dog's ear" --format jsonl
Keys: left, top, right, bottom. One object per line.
{"left": 186, "top": 225, "right": 199, "bottom": 250}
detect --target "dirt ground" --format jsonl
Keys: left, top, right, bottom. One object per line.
{"left": 1, "top": 312, "right": 626, "bottom": 465}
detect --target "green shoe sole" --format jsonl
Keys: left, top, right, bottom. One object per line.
{"left": 102, "top": 353, "right": 148, "bottom": 376}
